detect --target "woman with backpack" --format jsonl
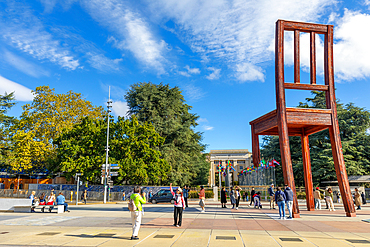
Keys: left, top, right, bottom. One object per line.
{"left": 275, "top": 187, "right": 286, "bottom": 219}
{"left": 129, "top": 186, "right": 146, "bottom": 240}
{"left": 170, "top": 183, "right": 185, "bottom": 227}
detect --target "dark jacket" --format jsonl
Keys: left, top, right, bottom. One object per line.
{"left": 268, "top": 187, "right": 275, "bottom": 196}
{"left": 284, "top": 187, "right": 294, "bottom": 201}
{"left": 275, "top": 190, "right": 286, "bottom": 202}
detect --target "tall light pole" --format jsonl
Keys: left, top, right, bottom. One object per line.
{"left": 104, "top": 86, "right": 112, "bottom": 204}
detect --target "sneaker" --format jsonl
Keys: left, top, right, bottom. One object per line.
{"left": 236, "top": 207, "right": 238, "bottom": 210}
{"left": 279, "top": 217, "right": 282, "bottom": 220}
{"left": 333, "top": 209, "right": 336, "bottom": 211}
{"left": 287, "top": 216, "right": 292, "bottom": 219}
{"left": 176, "top": 225, "right": 180, "bottom": 227}
{"left": 283, "top": 217, "right": 286, "bottom": 220}
{"left": 131, "top": 236, "right": 139, "bottom": 240}
{"left": 201, "top": 210, "right": 205, "bottom": 212}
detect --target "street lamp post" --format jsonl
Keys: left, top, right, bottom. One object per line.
{"left": 104, "top": 87, "right": 112, "bottom": 204}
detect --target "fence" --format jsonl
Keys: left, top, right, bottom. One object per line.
{"left": 239, "top": 167, "right": 276, "bottom": 186}
{"left": 0, "top": 186, "right": 164, "bottom": 202}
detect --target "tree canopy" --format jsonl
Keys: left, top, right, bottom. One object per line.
{"left": 54, "top": 116, "right": 170, "bottom": 185}
{"left": 125, "top": 82, "right": 209, "bottom": 186}
{"left": 0, "top": 92, "right": 17, "bottom": 166}
{"left": 261, "top": 91, "right": 370, "bottom": 186}
{"left": 9, "top": 86, "right": 104, "bottom": 171}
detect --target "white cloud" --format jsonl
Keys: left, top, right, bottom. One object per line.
{"left": 283, "top": 9, "right": 370, "bottom": 82}
{"left": 148, "top": 0, "right": 335, "bottom": 82}
{"left": 3, "top": 50, "right": 50, "bottom": 78}
{"left": 179, "top": 65, "right": 200, "bottom": 77}
{"left": 81, "top": 0, "right": 168, "bottom": 74}
{"left": 203, "top": 126, "right": 214, "bottom": 131}
{"left": 206, "top": 67, "right": 221, "bottom": 80}
{"left": 179, "top": 71, "right": 191, "bottom": 77}
{"left": 333, "top": 10, "right": 370, "bottom": 81}
{"left": 182, "top": 84, "right": 205, "bottom": 101}
{"left": 365, "top": 0, "right": 370, "bottom": 7}
{"left": 197, "top": 118, "right": 208, "bottom": 123}
{"left": 87, "top": 53, "right": 122, "bottom": 72}
{"left": 0, "top": 75, "right": 34, "bottom": 101}
{"left": 112, "top": 100, "right": 129, "bottom": 117}
{"left": 0, "top": 2, "right": 80, "bottom": 70}
{"left": 235, "top": 63, "right": 264, "bottom": 82}
{"left": 185, "top": 65, "right": 200, "bottom": 74}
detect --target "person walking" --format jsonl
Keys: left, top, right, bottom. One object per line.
{"left": 170, "top": 183, "right": 185, "bottom": 227}
{"left": 325, "top": 188, "right": 335, "bottom": 211}
{"left": 361, "top": 192, "right": 366, "bottom": 205}
{"left": 221, "top": 187, "right": 227, "bottom": 208}
{"left": 242, "top": 191, "right": 246, "bottom": 202}
{"left": 229, "top": 187, "right": 236, "bottom": 209}
{"left": 284, "top": 185, "right": 294, "bottom": 219}
{"left": 183, "top": 186, "right": 189, "bottom": 208}
{"left": 249, "top": 187, "right": 255, "bottom": 206}
{"left": 198, "top": 186, "right": 206, "bottom": 212}
{"left": 354, "top": 188, "right": 362, "bottom": 210}
{"left": 268, "top": 184, "right": 276, "bottom": 209}
{"left": 275, "top": 187, "right": 286, "bottom": 219}
{"left": 122, "top": 191, "right": 126, "bottom": 201}
{"left": 235, "top": 187, "right": 241, "bottom": 210}
{"left": 81, "top": 190, "right": 88, "bottom": 204}
{"left": 314, "top": 187, "right": 322, "bottom": 210}
{"left": 56, "top": 192, "right": 70, "bottom": 212}
{"left": 129, "top": 186, "right": 146, "bottom": 240}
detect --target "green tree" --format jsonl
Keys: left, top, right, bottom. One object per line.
{"left": 125, "top": 82, "right": 209, "bottom": 186}
{"left": 0, "top": 92, "right": 17, "bottom": 166}
{"left": 11, "top": 86, "right": 104, "bottom": 171}
{"left": 261, "top": 91, "right": 370, "bottom": 186}
{"left": 54, "top": 116, "right": 170, "bottom": 185}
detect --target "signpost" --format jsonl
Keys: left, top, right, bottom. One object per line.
{"left": 75, "top": 173, "right": 82, "bottom": 205}
{"left": 101, "top": 163, "right": 120, "bottom": 203}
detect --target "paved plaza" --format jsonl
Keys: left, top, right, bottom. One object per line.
{"left": 0, "top": 201, "right": 369, "bottom": 246}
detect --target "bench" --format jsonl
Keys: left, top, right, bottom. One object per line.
{"left": 35, "top": 205, "right": 65, "bottom": 214}
{"left": 0, "top": 198, "right": 32, "bottom": 212}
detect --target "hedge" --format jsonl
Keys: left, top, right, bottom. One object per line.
{"left": 188, "top": 191, "right": 214, "bottom": 199}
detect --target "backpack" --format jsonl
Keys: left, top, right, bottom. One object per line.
{"left": 277, "top": 192, "right": 284, "bottom": 202}
{"left": 128, "top": 194, "right": 139, "bottom": 211}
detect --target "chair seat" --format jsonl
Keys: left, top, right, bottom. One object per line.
{"left": 250, "top": 107, "right": 332, "bottom": 136}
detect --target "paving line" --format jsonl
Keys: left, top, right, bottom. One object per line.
{"left": 292, "top": 219, "right": 354, "bottom": 246}
{"left": 133, "top": 228, "right": 159, "bottom": 247}
{"left": 252, "top": 212, "right": 282, "bottom": 247}
{"left": 231, "top": 208, "right": 246, "bottom": 247}
{"left": 169, "top": 228, "right": 187, "bottom": 247}
{"left": 207, "top": 229, "right": 213, "bottom": 247}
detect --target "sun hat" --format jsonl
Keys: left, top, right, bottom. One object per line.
{"left": 177, "top": 187, "right": 183, "bottom": 193}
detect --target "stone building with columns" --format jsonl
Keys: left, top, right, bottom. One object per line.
{"left": 208, "top": 149, "right": 252, "bottom": 186}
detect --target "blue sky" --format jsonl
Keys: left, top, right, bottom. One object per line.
{"left": 1, "top": 0, "right": 370, "bottom": 153}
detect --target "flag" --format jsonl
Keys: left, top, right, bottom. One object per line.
{"left": 273, "top": 159, "right": 280, "bottom": 166}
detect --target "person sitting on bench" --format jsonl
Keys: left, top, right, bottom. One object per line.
{"left": 56, "top": 192, "right": 70, "bottom": 212}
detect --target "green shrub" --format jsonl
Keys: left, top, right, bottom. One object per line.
{"left": 296, "top": 191, "right": 306, "bottom": 199}
{"left": 188, "top": 191, "right": 214, "bottom": 198}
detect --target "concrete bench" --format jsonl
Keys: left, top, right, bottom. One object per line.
{"left": 0, "top": 198, "right": 32, "bottom": 212}
{"left": 35, "top": 205, "right": 64, "bottom": 214}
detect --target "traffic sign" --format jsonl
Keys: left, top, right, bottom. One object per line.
{"left": 101, "top": 164, "right": 120, "bottom": 167}
{"left": 110, "top": 166, "right": 120, "bottom": 170}
{"left": 109, "top": 172, "right": 119, "bottom": 176}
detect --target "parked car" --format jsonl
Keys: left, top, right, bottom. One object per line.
{"left": 149, "top": 189, "right": 175, "bottom": 204}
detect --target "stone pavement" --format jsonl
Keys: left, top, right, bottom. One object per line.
{"left": 0, "top": 201, "right": 369, "bottom": 246}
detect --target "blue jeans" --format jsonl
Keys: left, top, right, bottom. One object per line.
{"left": 277, "top": 201, "right": 285, "bottom": 218}
{"left": 59, "top": 203, "right": 68, "bottom": 211}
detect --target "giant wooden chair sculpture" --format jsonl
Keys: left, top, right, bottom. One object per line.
{"left": 250, "top": 20, "right": 356, "bottom": 218}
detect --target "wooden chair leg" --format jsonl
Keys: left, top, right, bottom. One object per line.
{"left": 328, "top": 126, "right": 356, "bottom": 217}
{"left": 251, "top": 124, "right": 260, "bottom": 168}
{"left": 301, "top": 132, "right": 315, "bottom": 211}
